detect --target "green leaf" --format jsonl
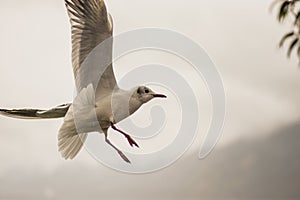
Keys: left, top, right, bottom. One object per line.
{"left": 278, "top": 1, "right": 291, "bottom": 22}
{"left": 297, "top": 45, "right": 300, "bottom": 58}
{"left": 270, "top": 0, "right": 284, "bottom": 13}
{"left": 279, "top": 31, "right": 295, "bottom": 47}
{"left": 287, "top": 37, "right": 299, "bottom": 58}
{"left": 294, "top": 11, "right": 300, "bottom": 25}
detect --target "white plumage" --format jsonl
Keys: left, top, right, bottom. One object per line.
{"left": 0, "top": 0, "right": 166, "bottom": 163}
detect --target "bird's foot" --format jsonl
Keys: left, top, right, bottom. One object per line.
{"left": 110, "top": 122, "right": 139, "bottom": 148}
{"left": 105, "top": 137, "right": 131, "bottom": 164}
{"left": 118, "top": 150, "right": 131, "bottom": 163}
{"left": 124, "top": 135, "right": 139, "bottom": 148}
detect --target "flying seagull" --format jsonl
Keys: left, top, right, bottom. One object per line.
{"left": 0, "top": 0, "right": 166, "bottom": 163}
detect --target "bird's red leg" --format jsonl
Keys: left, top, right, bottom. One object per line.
{"left": 110, "top": 122, "right": 140, "bottom": 148}
{"left": 104, "top": 134, "right": 131, "bottom": 163}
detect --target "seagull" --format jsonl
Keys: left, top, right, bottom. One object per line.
{"left": 0, "top": 0, "right": 166, "bottom": 163}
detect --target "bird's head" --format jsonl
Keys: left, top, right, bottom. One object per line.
{"left": 131, "top": 86, "right": 167, "bottom": 104}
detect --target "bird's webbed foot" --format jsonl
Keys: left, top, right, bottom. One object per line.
{"left": 104, "top": 137, "right": 131, "bottom": 163}
{"left": 110, "top": 122, "right": 140, "bottom": 148}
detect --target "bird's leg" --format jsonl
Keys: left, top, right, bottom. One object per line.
{"left": 104, "top": 134, "right": 131, "bottom": 163}
{"left": 110, "top": 122, "right": 139, "bottom": 148}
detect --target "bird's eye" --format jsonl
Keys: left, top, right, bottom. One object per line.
{"left": 145, "top": 89, "right": 149, "bottom": 93}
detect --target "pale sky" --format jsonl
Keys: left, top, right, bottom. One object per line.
{"left": 0, "top": 0, "right": 300, "bottom": 193}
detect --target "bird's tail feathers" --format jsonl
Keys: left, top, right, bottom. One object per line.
{"left": 58, "top": 84, "right": 97, "bottom": 159}
{"left": 58, "top": 106, "right": 88, "bottom": 159}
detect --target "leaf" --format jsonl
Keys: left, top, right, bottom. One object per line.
{"left": 294, "top": 11, "right": 300, "bottom": 25}
{"left": 296, "top": 41, "right": 300, "bottom": 66}
{"left": 269, "top": 0, "right": 284, "bottom": 13}
{"left": 279, "top": 31, "right": 295, "bottom": 47}
{"left": 287, "top": 37, "right": 299, "bottom": 58}
{"left": 278, "top": 1, "right": 291, "bottom": 22}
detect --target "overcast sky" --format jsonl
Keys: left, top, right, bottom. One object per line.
{"left": 0, "top": 0, "right": 300, "bottom": 199}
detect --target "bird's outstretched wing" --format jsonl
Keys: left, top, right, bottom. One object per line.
{"left": 0, "top": 104, "right": 71, "bottom": 119}
{"left": 65, "top": 0, "right": 118, "bottom": 97}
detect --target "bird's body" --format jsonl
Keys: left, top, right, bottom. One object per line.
{"left": 0, "top": 0, "right": 166, "bottom": 163}
{"left": 94, "top": 88, "right": 141, "bottom": 129}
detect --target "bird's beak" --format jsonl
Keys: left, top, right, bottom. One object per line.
{"left": 152, "top": 93, "right": 167, "bottom": 98}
